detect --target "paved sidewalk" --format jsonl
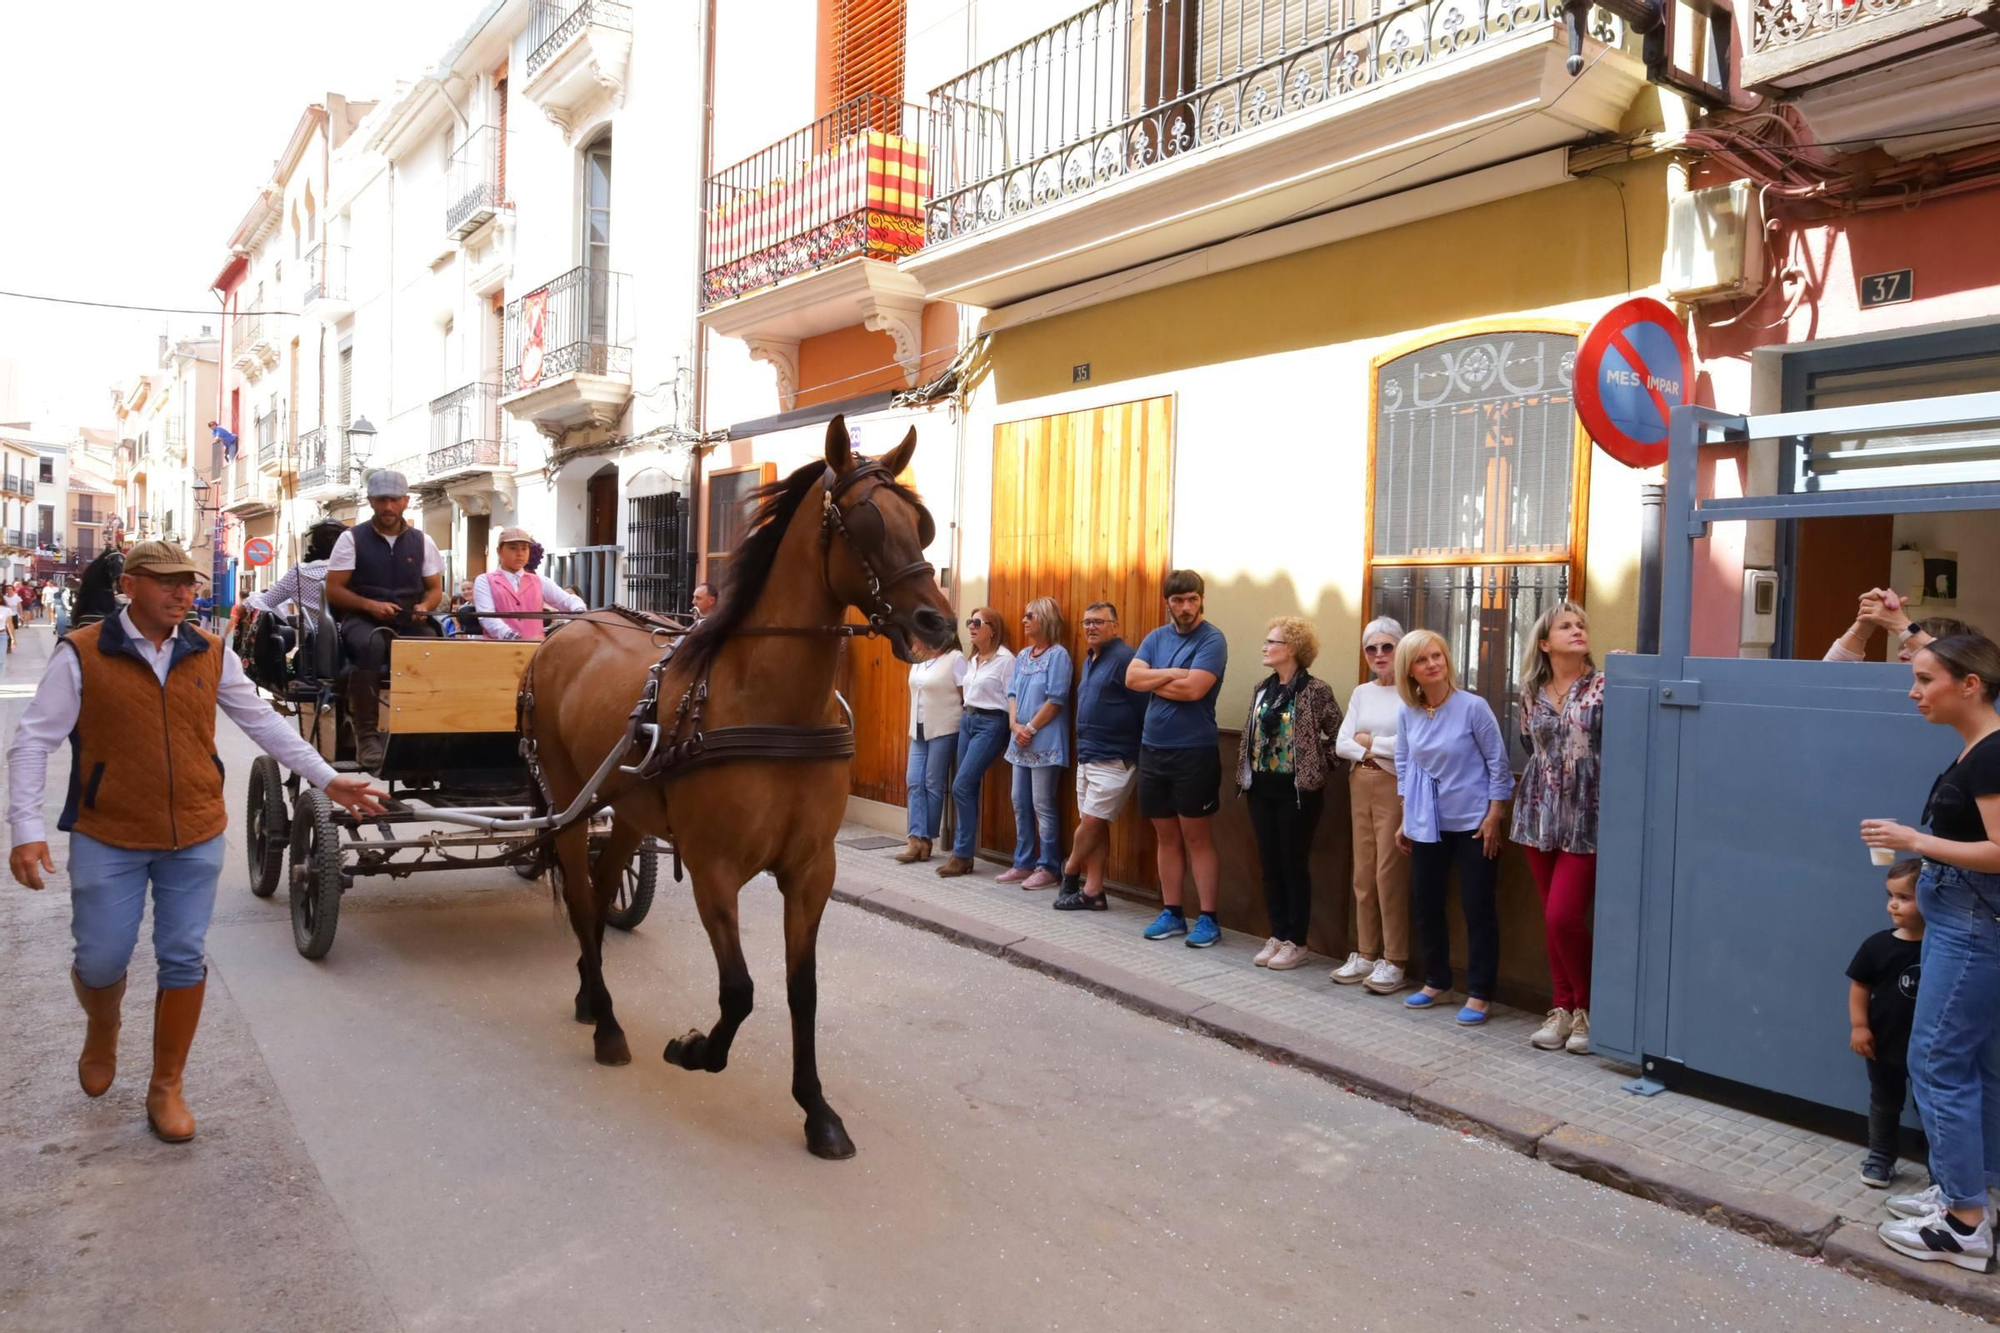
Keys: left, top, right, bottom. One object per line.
{"left": 829, "top": 828, "right": 2000, "bottom": 1320}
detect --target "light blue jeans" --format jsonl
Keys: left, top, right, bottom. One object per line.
{"left": 1010, "top": 761, "right": 1063, "bottom": 874}
{"left": 950, "top": 711, "right": 1010, "bottom": 860}
{"left": 1908, "top": 861, "right": 2000, "bottom": 1210}
{"left": 904, "top": 726, "right": 958, "bottom": 839}
{"left": 68, "top": 831, "right": 227, "bottom": 990}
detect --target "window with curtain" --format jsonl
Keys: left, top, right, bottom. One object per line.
{"left": 1367, "top": 328, "right": 1587, "bottom": 766}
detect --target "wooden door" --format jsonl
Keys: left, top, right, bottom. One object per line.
{"left": 587, "top": 470, "right": 618, "bottom": 546}
{"left": 1790, "top": 514, "right": 1893, "bottom": 659}
{"left": 979, "top": 396, "right": 1174, "bottom": 887}
{"left": 465, "top": 514, "right": 489, "bottom": 579}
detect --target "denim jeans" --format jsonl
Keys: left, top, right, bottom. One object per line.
{"left": 1010, "top": 761, "right": 1063, "bottom": 874}
{"left": 1909, "top": 860, "right": 2000, "bottom": 1210}
{"left": 68, "top": 831, "right": 228, "bottom": 990}
{"left": 950, "top": 711, "right": 1010, "bottom": 859}
{"left": 904, "top": 726, "right": 958, "bottom": 839}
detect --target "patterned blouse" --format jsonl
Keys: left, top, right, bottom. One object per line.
{"left": 1510, "top": 669, "right": 1606, "bottom": 854}
{"left": 1250, "top": 696, "right": 1297, "bottom": 775}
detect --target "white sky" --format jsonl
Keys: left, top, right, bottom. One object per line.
{"left": 0, "top": 0, "right": 477, "bottom": 433}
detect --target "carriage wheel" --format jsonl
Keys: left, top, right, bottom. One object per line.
{"left": 245, "top": 756, "right": 289, "bottom": 898}
{"left": 288, "top": 787, "right": 345, "bottom": 959}
{"left": 606, "top": 851, "right": 658, "bottom": 932}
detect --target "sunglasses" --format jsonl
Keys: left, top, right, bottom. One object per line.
{"left": 1364, "top": 644, "right": 1396, "bottom": 654}
{"left": 967, "top": 618, "right": 989, "bottom": 629}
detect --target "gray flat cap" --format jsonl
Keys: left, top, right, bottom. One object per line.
{"left": 365, "top": 468, "right": 408, "bottom": 498}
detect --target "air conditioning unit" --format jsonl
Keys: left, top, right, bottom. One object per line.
{"left": 1665, "top": 180, "right": 1766, "bottom": 305}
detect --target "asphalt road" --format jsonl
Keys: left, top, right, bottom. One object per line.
{"left": 0, "top": 620, "right": 1980, "bottom": 1331}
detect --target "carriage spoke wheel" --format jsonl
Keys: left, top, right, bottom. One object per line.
{"left": 288, "top": 787, "right": 345, "bottom": 959}
{"left": 245, "top": 756, "right": 289, "bottom": 898}
{"left": 551, "top": 847, "right": 659, "bottom": 932}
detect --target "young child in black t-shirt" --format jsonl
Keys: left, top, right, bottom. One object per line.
{"left": 1847, "top": 858, "right": 1926, "bottom": 1188}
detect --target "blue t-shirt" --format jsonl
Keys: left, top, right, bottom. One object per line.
{"left": 1135, "top": 620, "right": 1228, "bottom": 750}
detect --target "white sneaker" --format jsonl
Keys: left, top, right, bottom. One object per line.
{"left": 1887, "top": 1184, "right": 1947, "bottom": 1219}
{"left": 1267, "top": 942, "right": 1309, "bottom": 971}
{"left": 1878, "top": 1207, "right": 1996, "bottom": 1272}
{"left": 1253, "top": 937, "right": 1284, "bottom": 967}
{"left": 1361, "top": 960, "right": 1408, "bottom": 995}
{"left": 1329, "top": 952, "right": 1372, "bottom": 984}
{"left": 1565, "top": 1009, "right": 1591, "bottom": 1053}
{"left": 1531, "top": 1008, "right": 1574, "bottom": 1050}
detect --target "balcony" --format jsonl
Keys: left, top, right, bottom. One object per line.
{"left": 522, "top": 0, "right": 632, "bottom": 142}
{"left": 0, "top": 470, "right": 29, "bottom": 500}
{"left": 303, "top": 243, "right": 354, "bottom": 322}
{"left": 910, "top": 0, "right": 1646, "bottom": 310}
{"left": 1745, "top": 0, "right": 2000, "bottom": 155}
{"left": 70, "top": 503, "right": 109, "bottom": 526}
{"left": 499, "top": 267, "right": 633, "bottom": 440}
{"left": 296, "top": 427, "right": 354, "bottom": 498}
{"left": 255, "top": 411, "right": 282, "bottom": 470}
{"left": 221, "top": 459, "right": 276, "bottom": 517}
{"left": 231, "top": 309, "right": 276, "bottom": 379}
{"left": 164, "top": 419, "right": 187, "bottom": 464}
{"left": 447, "top": 126, "right": 512, "bottom": 240}
{"left": 427, "top": 382, "right": 514, "bottom": 483}
{"left": 699, "top": 96, "right": 932, "bottom": 407}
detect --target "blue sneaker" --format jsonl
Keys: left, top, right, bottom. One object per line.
{"left": 1185, "top": 914, "right": 1221, "bottom": 948}
{"left": 1142, "top": 909, "right": 1187, "bottom": 940}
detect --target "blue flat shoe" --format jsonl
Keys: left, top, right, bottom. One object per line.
{"left": 1455, "top": 1005, "right": 1490, "bottom": 1026}
{"left": 1404, "top": 990, "right": 1446, "bottom": 1010}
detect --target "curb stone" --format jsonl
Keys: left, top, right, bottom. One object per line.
{"left": 1411, "top": 1080, "right": 1563, "bottom": 1155}
{"left": 1822, "top": 1221, "right": 2000, "bottom": 1321}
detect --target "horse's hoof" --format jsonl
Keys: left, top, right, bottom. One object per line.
{"left": 594, "top": 1033, "right": 631, "bottom": 1066}
{"left": 663, "top": 1030, "right": 706, "bottom": 1070}
{"left": 573, "top": 997, "right": 593, "bottom": 1024}
{"left": 805, "top": 1115, "right": 856, "bottom": 1161}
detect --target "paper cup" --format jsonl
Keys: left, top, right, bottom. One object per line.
{"left": 1870, "top": 846, "right": 1897, "bottom": 867}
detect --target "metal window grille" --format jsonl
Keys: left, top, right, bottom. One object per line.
{"left": 624, "top": 490, "right": 696, "bottom": 614}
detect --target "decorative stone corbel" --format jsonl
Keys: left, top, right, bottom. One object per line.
{"left": 745, "top": 337, "right": 802, "bottom": 411}
{"left": 863, "top": 296, "right": 926, "bottom": 387}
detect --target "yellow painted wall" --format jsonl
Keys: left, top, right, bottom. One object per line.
{"left": 954, "top": 156, "right": 1673, "bottom": 721}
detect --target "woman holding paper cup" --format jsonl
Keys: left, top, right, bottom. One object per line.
{"left": 1861, "top": 633, "right": 2000, "bottom": 1269}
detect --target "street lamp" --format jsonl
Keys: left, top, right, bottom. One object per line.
{"left": 346, "top": 416, "right": 379, "bottom": 487}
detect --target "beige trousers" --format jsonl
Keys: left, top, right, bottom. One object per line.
{"left": 1349, "top": 764, "right": 1410, "bottom": 964}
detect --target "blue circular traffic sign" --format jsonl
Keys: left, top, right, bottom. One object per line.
{"left": 1575, "top": 298, "right": 1693, "bottom": 470}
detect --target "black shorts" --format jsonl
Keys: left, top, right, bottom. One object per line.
{"left": 1138, "top": 744, "right": 1221, "bottom": 820}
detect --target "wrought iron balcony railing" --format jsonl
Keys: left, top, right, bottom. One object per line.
{"left": 71, "top": 504, "right": 108, "bottom": 525}
{"left": 447, "top": 126, "right": 511, "bottom": 238}
{"left": 926, "top": 0, "right": 1582, "bottom": 248}
{"left": 231, "top": 308, "right": 264, "bottom": 359}
{"left": 304, "top": 242, "right": 348, "bottom": 306}
{"left": 501, "top": 267, "right": 632, "bottom": 394}
{"left": 702, "top": 94, "right": 932, "bottom": 308}
{"left": 256, "top": 411, "right": 280, "bottom": 466}
{"left": 427, "top": 382, "right": 512, "bottom": 476}
{"left": 296, "top": 426, "right": 351, "bottom": 492}
{"left": 527, "top": 0, "right": 632, "bottom": 81}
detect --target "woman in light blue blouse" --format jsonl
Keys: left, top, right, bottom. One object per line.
{"left": 1392, "top": 629, "right": 1515, "bottom": 1025}
{"left": 998, "top": 597, "right": 1073, "bottom": 889}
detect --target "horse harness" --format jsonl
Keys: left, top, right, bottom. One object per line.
{"left": 517, "top": 460, "right": 937, "bottom": 809}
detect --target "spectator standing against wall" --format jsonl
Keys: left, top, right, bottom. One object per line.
{"left": 1512, "top": 602, "right": 1605, "bottom": 1055}
{"left": 1394, "top": 630, "right": 1513, "bottom": 1026}
{"left": 1127, "top": 571, "right": 1229, "bottom": 948}
{"left": 896, "top": 640, "right": 966, "bottom": 865}
{"left": 1332, "top": 616, "right": 1411, "bottom": 994}
{"left": 998, "top": 598, "right": 1071, "bottom": 889}
{"left": 1054, "top": 602, "right": 1145, "bottom": 911}
{"left": 936, "top": 609, "right": 1014, "bottom": 879}
{"left": 1236, "top": 616, "right": 1344, "bottom": 972}
{"left": 1863, "top": 634, "right": 2000, "bottom": 1271}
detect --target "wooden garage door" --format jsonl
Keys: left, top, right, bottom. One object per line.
{"left": 980, "top": 396, "right": 1175, "bottom": 887}
{"left": 840, "top": 625, "right": 911, "bottom": 805}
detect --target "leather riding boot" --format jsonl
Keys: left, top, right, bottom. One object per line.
{"left": 893, "top": 836, "right": 925, "bottom": 864}
{"left": 72, "top": 969, "right": 127, "bottom": 1097}
{"left": 347, "top": 676, "right": 385, "bottom": 771}
{"left": 146, "top": 976, "right": 206, "bottom": 1143}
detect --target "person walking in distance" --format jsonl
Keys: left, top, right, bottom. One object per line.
{"left": 6, "top": 542, "right": 385, "bottom": 1141}
{"left": 1331, "top": 617, "right": 1412, "bottom": 994}
{"left": 1236, "top": 617, "right": 1344, "bottom": 971}
{"left": 323, "top": 469, "right": 445, "bottom": 769}
{"left": 1512, "top": 602, "right": 1605, "bottom": 1055}
{"left": 1127, "top": 571, "right": 1229, "bottom": 947}
{"left": 936, "top": 608, "right": 1014, "bottom": 878}
{"left": 896, "top": 639, "right": 966, "bottom": 864}
{"left": 1848, "top": 858, "right": 1926, "bottom": 1189}
{"left": 1054, "top": 602, "right": 1146, "bottom": 911}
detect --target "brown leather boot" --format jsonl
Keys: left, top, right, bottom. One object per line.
{"left": 72, "top": 969, "right": 126, "bottom": 1097}
{"left": 916, "top": 837, "right": 933, "bottom": 863}
{"left": 347, "top": 676, "right": 385, "bottom": 771}
{"left": 892, "top": 836, "right": 925, "bottom": 864}
{"left": 935, "top": 855, "right": 976, "bottom": 878}
{"left": 146, "top": 976, "right": 206, "bottom": 1143}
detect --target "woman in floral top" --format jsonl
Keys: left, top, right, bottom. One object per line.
{"left": 1511, "top": 601, "right": 1605, "bottom": 1056}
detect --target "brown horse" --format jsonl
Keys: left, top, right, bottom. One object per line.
{"left": 520, "top": 417, "right": 956, "bottom": 1158}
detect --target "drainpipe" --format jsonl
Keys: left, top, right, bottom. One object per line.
{"left": 1638, "top": 481, "right": 1664, "bottom": 654}
{"left": 688, "top": 0, "right": 717, "bottom": 599}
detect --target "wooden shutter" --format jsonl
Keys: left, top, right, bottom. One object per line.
{"left": 495, "top": 75, "right": 508, "bottom": 204}
{"left": 833, "top": 0, "right": 905, "bottom": 106}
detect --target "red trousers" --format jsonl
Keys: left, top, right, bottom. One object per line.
{"left": 1522, "top": 847, "right": 1596, "bottom": 1011}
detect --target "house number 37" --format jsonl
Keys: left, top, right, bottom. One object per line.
{"left": 1859, "top": 269, "right": 1913, "bottom": 309}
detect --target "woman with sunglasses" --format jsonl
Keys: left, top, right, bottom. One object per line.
{"left": 999, "top": 598, "right": 1072, "bottom": 889}
{"left": 936, "top": 608, "right": 1014, "bottom": 878}
{"left": 1863, "top": 634, "right": 2000, "bottom": 1271}
{"left": 1331, "top": 617, "right": 1411, "bottom": 994}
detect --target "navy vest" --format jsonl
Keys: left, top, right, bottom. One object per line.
{"left": 346, "top": 526, "right": 426, "bottom": 608}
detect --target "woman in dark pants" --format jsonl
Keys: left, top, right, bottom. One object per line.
{"left": 1236, "top": 616, "right": 1343, "bottom": 971}
{"left": 1393, "top": 629, "right": 1513, "bottom": 1026}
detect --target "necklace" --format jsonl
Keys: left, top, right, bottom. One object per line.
{"left": 1422, "top": 687, "right": 1452, "bottom": 720}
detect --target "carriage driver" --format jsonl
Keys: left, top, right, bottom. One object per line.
{"left": 6, "top": 541, "right": 386, "bottom": 1142}
{"left": 472, "top": 526, "right": 588, "bottom": 640}
{"left": 324, "top": 469, "right": 446, "bottom": 769}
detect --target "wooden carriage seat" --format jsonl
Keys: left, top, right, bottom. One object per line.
{"left": 385, "top": 638, "right": 538, "bottom": 737}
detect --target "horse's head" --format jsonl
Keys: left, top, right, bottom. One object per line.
{"left": 820, "top": 416, "right": 957, "bottom": 664}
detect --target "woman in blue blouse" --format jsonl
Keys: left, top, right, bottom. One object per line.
{"left": 999, "top": 597, "right": 1073, "bottom": 889}
{"left": 1392, "top": 629, "right": 1515, "bottom": 1025}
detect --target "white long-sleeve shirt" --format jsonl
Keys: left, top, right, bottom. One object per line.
{"left": 7, "top": 609, "right": 339, "bottom": 845}
{"left": 247, "top": 559, "right": 329, "bottom": 617}
{"left": 471, "top": 568, "right": 589, "bottom": 640}
{"left": 1334, "top": 679, "right": 1402, "bottom": 764}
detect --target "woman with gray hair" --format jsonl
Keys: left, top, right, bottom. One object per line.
{"left": 1333, "top": 616, "right": 1412, "bottom": 993}
{"left": 999, "top": 597, "right": 1073, "bottom": 888}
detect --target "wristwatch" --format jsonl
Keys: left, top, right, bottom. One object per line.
{"left": 1899, "top": 624, "right": 1922, "bottom": 644}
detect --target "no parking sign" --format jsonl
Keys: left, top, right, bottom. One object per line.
{"left": 243, "top": 537, "right": 274, "bottom": 567}
{"left": 1574, "top": 298, "right": 1694, "bottom": 470}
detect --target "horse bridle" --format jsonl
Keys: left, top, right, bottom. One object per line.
{"left": 817, "top": 459, "right": 937, "bottom": 634}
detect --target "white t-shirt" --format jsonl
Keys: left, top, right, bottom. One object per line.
{"left": 1335, "top": 679, "right": 1402, "bottom": 763}
{"left": 327, "top": 524, "right": 445, "bottom": 579}
{"left": 907, "top": 649, "right": 969, "bottom": 738}
{"left": 960, "top": 647, "right": 1014, "bottom": 712}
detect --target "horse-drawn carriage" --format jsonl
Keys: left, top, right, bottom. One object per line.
{"left": 236, "top": 585, "right": 666, "bottom": 958}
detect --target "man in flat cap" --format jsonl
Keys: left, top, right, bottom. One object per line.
{"left": 323, "top": 469, "right": 445, "bottom": 768}
{"left": 7, "top": 542, "right": 386, "bottom": 1142}
{"left": 472, "top": 526, "right": 589, "bottom": 641}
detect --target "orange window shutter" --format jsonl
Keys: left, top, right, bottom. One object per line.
{"left": 833, "top": 0, "right": 906, "bottom": 106}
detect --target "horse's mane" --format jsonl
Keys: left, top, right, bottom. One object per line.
{"left": 677, "top": 458, "right": 825, "bottom": 674}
